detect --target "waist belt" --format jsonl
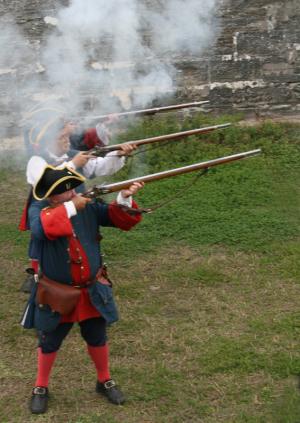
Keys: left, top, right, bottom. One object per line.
{"left": 73, "top": 265, "right": 108, "bottom": 288}
{"left": 73, "top": 279, "right": 96, "bottom": 289}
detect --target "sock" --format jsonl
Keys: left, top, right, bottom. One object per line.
{"left": 87, "top": 344, "right": 111, "bottom": 383}
{"left": 35, "top": 347, "right": 57, "bottom": 387}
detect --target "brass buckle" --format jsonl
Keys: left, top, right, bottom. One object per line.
{"left": 104, "top": 379, "right": 116, "bottom": 389}
{"left": 33, "top": 386, "right": 47, "bottom": 395}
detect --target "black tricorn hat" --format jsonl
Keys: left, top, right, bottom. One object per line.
{"left": 33, "top": 166, "right": 86, "bottom": 201}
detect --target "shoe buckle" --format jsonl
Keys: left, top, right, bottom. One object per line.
{"left": 33, "top": 386, "right": 47, "bottom": 395}
{"left": 104, "top": 379, "right": 116, "bottom": 389}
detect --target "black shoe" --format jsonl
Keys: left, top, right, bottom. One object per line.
{"left": 96, "top": 379, "right": 126, "bottom": 405}
{"left": 30, "top": 386, "right": 49, "bottom": 414}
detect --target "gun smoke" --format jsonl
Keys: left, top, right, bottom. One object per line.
{"left": 0, "top": 0, "right": 220, "bottom": 145}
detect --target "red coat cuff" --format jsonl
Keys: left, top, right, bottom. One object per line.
{"left": 108, "top": 200, "right": 142, "bottom": 231}
{"left": 41, "top": 205, "right": 73, "bottom": 240}
{"left": 19, "top": 202, "right": 29, "bottom": 231}
{"left": 19, "top": 190, "right": 33, "bottom": 231}
{"left": 83, "top": 128, "right": 104, "bottom": 149}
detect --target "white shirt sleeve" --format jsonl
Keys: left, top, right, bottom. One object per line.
{"left": 64, "top": 201, "right": 77, "bottom": 218}
{"left": 116, "top": 191, "right": 133, "bottom": 207}
{"left": 82, "top": 152, "right": 125, "bottom": 178}
{"left": 26, "top": 156, "right": 48, "bottom": 186}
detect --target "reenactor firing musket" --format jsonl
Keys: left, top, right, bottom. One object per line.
{"left": 80, "top": 100, "right": 210, "bottom": 122}
{"left": 89, "top": 123, "right": 231, "bottom": 157}
{"left": 84, "top": 149, "right": 261, "bottom": 203}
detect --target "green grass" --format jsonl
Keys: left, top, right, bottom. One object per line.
{"left": 100, "top": 117, "right": 300, "bottom": 261}
{"left": 0, "top": 116, "right": 300, "bottom": 422}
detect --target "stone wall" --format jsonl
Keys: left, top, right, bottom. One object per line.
{"left": 0, "top": 0, "right": 299, "bottom": 137}
{"left": 191, "top": 0, "right": 300, "bottom": 116}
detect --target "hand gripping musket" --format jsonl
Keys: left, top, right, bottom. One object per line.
{"left": 89, "top": 123, "right": 231, "bottom": 157}
{"left": 80, "top": 100, "right": 209, "bottom": 122}
{"left": 84, "top": 149, "right": 261, "bottom": 211}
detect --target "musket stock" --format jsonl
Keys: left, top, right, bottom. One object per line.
{"left": 84, "top": 149, "right": 261, "bottom": 197}
{"left": 90, "top": 123, "right": 231, "bottom": 156}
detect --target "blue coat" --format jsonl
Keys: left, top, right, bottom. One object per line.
{"left": 23, "top": 199, "right": 120, "bottom": 332}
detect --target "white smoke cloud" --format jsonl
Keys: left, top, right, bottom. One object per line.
{"left": 0, "top": 16, "right": 37, "bottom": 141}
{"left": 0, "top": 17, "right": 34, "bottom": 70}
{"left": 41, "top": 0, "right": 174, "bottom": 114}
{"left": 0, "top": 0, "right": 221, "bottom": 142}
{"left": 148, "top": 0, "right": 219, "bottom": 54}
{"left": 39, "top": 0, "right": 220, "bottom": 114}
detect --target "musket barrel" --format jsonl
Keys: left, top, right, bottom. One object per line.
{"left": 91, "top": 123, "right": 231, "bottom": 155}
{"left": 97, "top": 149, "right": 261, "bottom": 194}
{"left": 124, "top": 123, "right": 231, "bottom": 146}
{"left": 82, "top": 101, "right": 209, "bottom": 121}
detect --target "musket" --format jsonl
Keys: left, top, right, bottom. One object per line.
{"left": 80, "top": 100, "right": 209, "bottom": 122}
{"left": 84, "top": 149, "right": 261, "bottom": 198}
{"left": 89, "top": 123, "right": 231, "bottom": 157}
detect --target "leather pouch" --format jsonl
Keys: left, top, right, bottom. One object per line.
{"left": 37, "top": 276, "right": 81, "bottom": 315}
